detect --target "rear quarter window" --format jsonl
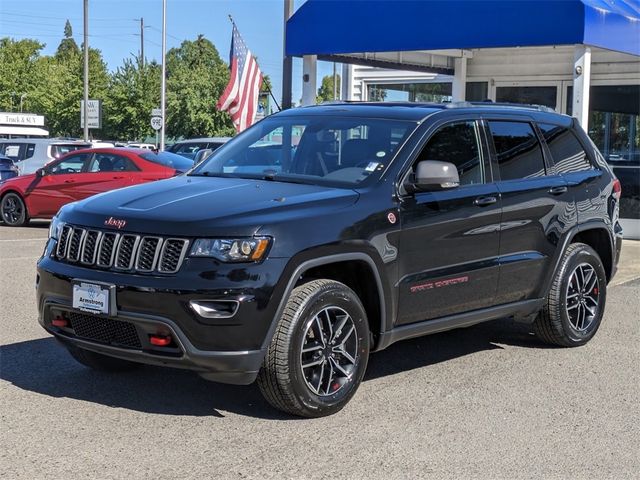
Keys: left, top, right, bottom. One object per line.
{"left": 537, "top": 123, "right": 593, "bottom": 173}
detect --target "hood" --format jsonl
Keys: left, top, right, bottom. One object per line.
{"left": 62, "top": 175, "right": 359, "bottom": 236}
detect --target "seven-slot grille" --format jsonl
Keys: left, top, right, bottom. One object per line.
{"left": 56, "top": 225, "right": 188, "bottom": 274}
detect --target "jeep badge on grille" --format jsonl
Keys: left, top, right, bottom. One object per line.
{"left": 104, "top": 217, "right": 127, "bottom": 229}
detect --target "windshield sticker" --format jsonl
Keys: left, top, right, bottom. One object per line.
{"left": 365, "top": 162, "right": 379, "bottom": 172}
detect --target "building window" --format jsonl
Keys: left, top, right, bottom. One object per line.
{"left": 496, "top": 86, "right": 557, "bottom": 108}
{"left": 367, "top": 82, "right": 452, "bottom": 102}
{"left": 466, "top": 82, "right": 488, "bottom": 101}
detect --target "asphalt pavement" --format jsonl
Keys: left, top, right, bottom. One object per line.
{"left": 1, "top": 222, "right": 638, "bottom": 480}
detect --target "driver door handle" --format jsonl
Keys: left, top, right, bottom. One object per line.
{"left": 64, "top": 180, "right": 75, "bottom": 184}
{"left": 473, "top": 196, "right": 497, "bottom": 207}
{"left": 548, "top": 185, "right": 568, "bottom": 195}
{"left": 112, "top": 176, "right": 124, "bottom": 179}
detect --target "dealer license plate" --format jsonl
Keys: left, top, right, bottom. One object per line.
{"left": 72, "top": 282, "right": 111, "bottom": 315}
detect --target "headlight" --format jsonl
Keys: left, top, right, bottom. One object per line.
{"left": 49, "top": 216, "right": 65, "bottom": 240}
{"left": 190, "top": 237, "right": 271, "bottom": 262}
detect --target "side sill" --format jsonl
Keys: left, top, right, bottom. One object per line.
{"left": 375, "top": 298, "right": 544, "bottom": 351}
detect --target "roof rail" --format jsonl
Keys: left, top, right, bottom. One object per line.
{"left": 444, "top": 101, "right": 556, "bottom": 113}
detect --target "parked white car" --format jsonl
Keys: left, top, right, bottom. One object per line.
{"left": 0, "top": 138, "right": 91, "bottom": 175}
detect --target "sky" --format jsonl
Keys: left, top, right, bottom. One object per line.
{"left": 0, "top": 0, "right": 334, "bottom": 106}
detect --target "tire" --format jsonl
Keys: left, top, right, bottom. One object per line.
{"left": 534, "top": 243, "right": 607, "bottom": 347}
{"left": 66, "top": 344, "right": 140, "bottom": 372}
{"left": 1, "top": 192, "right": 28, "bottom": 227}
{"left": 257, "top": 279, "right": 370, "bottom": 418}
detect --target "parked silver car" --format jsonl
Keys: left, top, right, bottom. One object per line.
{"left": 166, "top": 137, "right": 231, "bottom": 160}
{"left": 0, "top": 138, "right": 91, "bottom": 175}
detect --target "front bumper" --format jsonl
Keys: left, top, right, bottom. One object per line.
{"left": 37, "top": 239, "right": 290, "bottom": 384}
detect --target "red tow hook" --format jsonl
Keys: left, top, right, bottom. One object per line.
{"left": 51, "top": 316, "right": 68, "bottom": 328}
{"left": 149, "top": 334, "right": 172, "bottom": 347}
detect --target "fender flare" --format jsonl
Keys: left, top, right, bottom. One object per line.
{"left": 540, "top": 221, "right": 615, "bottom": 297}
{"left": 259, "top": 252, "right": 388, "bottom": 351}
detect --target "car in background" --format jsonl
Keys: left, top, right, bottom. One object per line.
{"left": 166, "top": 137, "right": 231, "bottom": 160}
{"left": 127, "top": 143, "right": 156, "bottom": 150}
{"left": 0, "top": 139, "right": 91, "bottom": 175}
{"left": 0, "top": 148, "right": 193, "bottom": 226}
{"left": 0, "top": 155, "right": 19, "bottom": 181}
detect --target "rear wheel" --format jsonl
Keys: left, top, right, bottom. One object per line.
{"left": 1, "top": 192, "right": 28, "bottom": 226}
{"left": 66, "top": 344, "right": 140, "bottom": 372}
{"left": 257, "top": 279, "right": 370, "bottom": 418}
{"left": 534, "top": 243, "right": 607, "bottom": 346}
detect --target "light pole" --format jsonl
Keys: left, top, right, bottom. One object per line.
{"left": 83, "top": 0, "right": 89, "bottom": 141}
{"left": 19, "top": 93, "right": 27, "bottom": 112}
{"left": 160, "top": 0, "right": 166, "bottom": 150}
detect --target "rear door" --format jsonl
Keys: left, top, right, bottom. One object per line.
{"left": 396, "top": 118, "right": 502, "bottom": 325}
{"left": 26, "top": 153, "right": 92, "bottom": 216}
{"left": 485, "top": 117, "right": 574, "bottom": 304}
{"left": 76, "top": 152, "right": 144, "bottom": 197}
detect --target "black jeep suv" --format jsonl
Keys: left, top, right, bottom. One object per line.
{"left": 37, "top": 102, "right": 623, "bottom": 417}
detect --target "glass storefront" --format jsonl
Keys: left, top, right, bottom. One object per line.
{"left": 568, "top": 85, "right": 640, "bottom": 223}
{"left": 367, "top": 81, "right": 489, "bottom": 103}
{"left": 496, "top": 86, "right": 558, "bottom": 108}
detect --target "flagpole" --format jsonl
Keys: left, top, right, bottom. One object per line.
{"left": 160, "top": 0, "right": 167, "bottom": 151}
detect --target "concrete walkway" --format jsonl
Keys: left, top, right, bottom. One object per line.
{"left": 611, "top": 239, "right": 640, "bottom": 286}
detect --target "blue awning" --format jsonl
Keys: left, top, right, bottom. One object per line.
{"left": 286, "top": 0, "right": 640, "bottom": 58}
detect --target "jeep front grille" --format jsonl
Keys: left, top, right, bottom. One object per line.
{"left": 55, "top": 225, "right": 189, "bottom": 274}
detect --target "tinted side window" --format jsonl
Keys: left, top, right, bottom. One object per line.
{"left": 48, "top": 154, "right": 90, "bottom": 175}
{"left": 537, "top": 123, "right": 592, "bottom": 173}
{"left": 418, "top": 121, "right": 483, "bottom": 185}
{"left": 88, "top": 153, "right": 138, "bottom": 172}
{"left": 489, "top": 121, "right": 546, "bottom": 180}
{"left": 25, "top": 144, "right": 36, "bottom": 159}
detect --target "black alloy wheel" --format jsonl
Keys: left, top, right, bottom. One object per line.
{"left": 534, "top": 243, "right": 607, "bottom": 346}
{"left": 258, "top": 279, "right": 370, "bottom": 418}
{"left": 1, "top": 193, "right": 28, "bottom": 226}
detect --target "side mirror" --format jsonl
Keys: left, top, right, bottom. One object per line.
{"left": 36, "top": 168, "right": 45, "bottom": 177}
{"left": 411, "top": 160, "right": 460, "bottom": 192}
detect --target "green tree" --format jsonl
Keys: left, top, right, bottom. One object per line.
{"left": 0, "top": 38, "right": 45, "bottom": 111}
{"left": 165, "top": 35, "right": 234, "bottom": 138}
{"left": 55, "top": 20, "right": 80, "bottom": 62}
{"left": 102, "top": 58, "right": 161, "bottom": 141}
{"left": 316, "top": 74, "right": 340, "bottom": 103}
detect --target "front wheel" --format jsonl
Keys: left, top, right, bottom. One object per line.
{"left": 257, "top": 279, "right": 370, "bottom": 418}
{"left": 1, "top": 192, "right": 28, "bottom": 226}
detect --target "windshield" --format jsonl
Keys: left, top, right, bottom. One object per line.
{"left": 191, "top": 116, "right": 417, "bottom": 187}
{"left": 140, "top": 151, "right": 194, "bottom": 171}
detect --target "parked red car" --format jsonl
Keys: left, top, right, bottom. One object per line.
{"left": 0, "top": 148, "right": 193, "bottom": 226}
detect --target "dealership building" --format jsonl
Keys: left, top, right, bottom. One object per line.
{"left": 286, "top": 0, "right": 640, "bottom": 237}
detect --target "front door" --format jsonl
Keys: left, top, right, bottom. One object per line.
{"left": 396, "top": 120, "right": 501, "bottom": 325}
{"left": 26, "top": 152, "right": 92, "bottom": 216}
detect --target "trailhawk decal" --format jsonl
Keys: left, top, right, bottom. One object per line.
{"left": 410, "top": 275, "right": 469, "bottom": 293}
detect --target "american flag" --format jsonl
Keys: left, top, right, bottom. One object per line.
{"left": 217, "top": 24, "right": 263, "bottom": 132}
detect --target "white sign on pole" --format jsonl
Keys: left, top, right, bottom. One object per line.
{"left": 151, "top": 108, "right": 162, "bottom": 117}
{"left": 80, "top": 100, "right": 102, "bottom": 129}
{"left": 150, "top": 116, "right": 162, "bottom": 131}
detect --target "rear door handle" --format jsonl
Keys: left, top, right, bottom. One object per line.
{"left": 64, "top": 180, "right": 75, "bottom": 184}
{"left": 473, "top": 196, "right": 497, "bottom": 207}
{"left": 548, "top": 186, "right": 568, "bottom": 195}
{"left": 112, "top": 176, "right": 124, "bottom": 179}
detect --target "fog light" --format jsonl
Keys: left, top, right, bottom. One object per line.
{"left": 51, "top": 316, "right": 68, "bottom": 328}
{"left": 149, "top": 334, "right": 172, "bottom": 347}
